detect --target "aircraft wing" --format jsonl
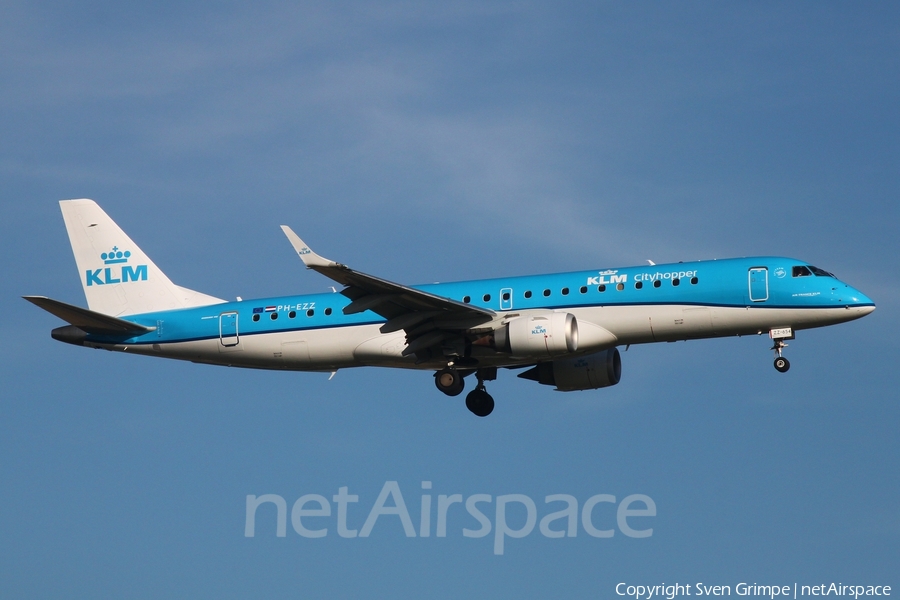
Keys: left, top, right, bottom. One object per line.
{"left": 281, "top": 226, "right": 495, "bottom": 357}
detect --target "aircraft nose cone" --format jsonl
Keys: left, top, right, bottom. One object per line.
{"left": 858, "top": 304, "right": 876, "bottom": 316}
{"left": 846, "top": 287, "right": 875, "bottom": 314}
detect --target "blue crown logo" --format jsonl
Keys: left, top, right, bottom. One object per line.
{"left": 101, "top": 246, "right": 131, "bottom": 265}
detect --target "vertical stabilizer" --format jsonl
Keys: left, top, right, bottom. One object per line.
{"left": 60, "top": 199, "right": 224, "bottom": 316}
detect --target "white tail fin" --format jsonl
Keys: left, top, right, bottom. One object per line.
{"left": 60, "top": 199, "right": 225, "bottom": 316}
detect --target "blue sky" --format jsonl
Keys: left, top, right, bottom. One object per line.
{"left": 2, "top": 2, "right": 898, "bottom": 597}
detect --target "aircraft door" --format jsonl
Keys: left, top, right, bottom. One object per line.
{"left": 219, "top": 312, "right": 239, "bottom": 346}
{"left": 500, "top": 288, "right": 513, "bottom": 310}
{"left": 748, "top": 267, "right": 768, "bottom": 302}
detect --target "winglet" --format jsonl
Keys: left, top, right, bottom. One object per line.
{"left": 280, "top": 226, "right": 341, "bottom": 269}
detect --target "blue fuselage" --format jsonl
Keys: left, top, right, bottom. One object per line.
{"left": 93, "top": 257, "right": 872, "bottom": 361}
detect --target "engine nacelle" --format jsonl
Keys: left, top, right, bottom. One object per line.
{"left": 494, "top": 312, "right": 577, "bottom": 357}
{"left": 518, "top": 348, "right": 622, "bottom": 391}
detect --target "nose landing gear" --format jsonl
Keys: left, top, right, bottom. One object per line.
{"left": 768, "top": 327, "right": 794, "bottom": 373}
{"left": 771, "top": 339, "right": 790, "bottom": 373}
{"left": 773, "top": 355, "right": 790, "bottom": 373}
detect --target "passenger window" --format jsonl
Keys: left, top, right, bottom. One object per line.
{"left": 635, "top": 281, "right": 643, "bottom": 290}
{"left": 598, "top": 285, "right": 606, "bottom": 292}
{"left": 502, "top": 292, "right": 510, "bottom": 300}
{"left": 579, "top": 286, "right": 587, "bottom": 294}
{"left": 792, "top": 266, "right": 812, "bottom": 277}
{"left": 653, "top": 280, "right": 661, "bottom": 288}
{"left": 483, "top": 294, "right": 491, "bottom": 302}
{"left": 616, "top": 283, "right": 624, "bottom": 291}
{"left": 307, "top": 309, "right": 315, "bottom": 317}
{"left": 690, "top": 277, "right": 698, "bottom": 285}
{"left": 270, "top": 312, "right": 278, "bottom": 320}
{"left": 561, "top": 287, "right": 569, "bottom": 295}
{"left": 289, "top": 311, "right": 296, "bottom": 319}
{"left": 325, "top": 308, "right": 332, "bottom": 316}
{"left": 524, "top": 291, "right": 532, "bottom": 299}
{"left": 463, "top": 295, "right": 471, "bottom": 303}
{"left": 672, "top": 278, "right": 680, "bottom": 286}
{"left": 252, "top": 314, "right": 260, "bottom": 322}
{"left": 543, "top": 289, "right": 551, "bottom": 297}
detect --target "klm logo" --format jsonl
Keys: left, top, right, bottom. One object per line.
{"left": 85, "top": 247, "right": 148, "bottom": 286}
{"left": 103, "top": 247, "right": 130, "bottom": 264}
{"left": 586, "top": 269, "right": 627, "bottom": 286}
{"left": 531, "top": 325, "right": 547, "bottom": 335}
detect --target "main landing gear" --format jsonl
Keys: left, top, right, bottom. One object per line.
{"left": 434, "top": 366, "right": 495, "bottom": 417}
{"left": 466, "top": 384, "right": 494, "bottom": 418}
{"left": 434, "top": 367, "right": 465, "bottom": 396}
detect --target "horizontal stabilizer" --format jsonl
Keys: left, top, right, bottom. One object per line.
{"left": 23, "top": 296, "right": 154, "bottom": 334}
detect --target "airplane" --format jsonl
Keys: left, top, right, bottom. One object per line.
{"left": 25, "top": 199, "right": 875, "bottom": 417}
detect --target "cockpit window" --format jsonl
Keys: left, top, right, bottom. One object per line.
{"left": 809, "top": 265, "right": 835, "bottom": 278}
{"left": 792, "top": 266, "right": 812, "bottom": 277}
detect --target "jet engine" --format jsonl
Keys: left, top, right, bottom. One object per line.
{"left": 518, "top": 348, "right": 621, "bottom": 391}
{"left": 493, "top": 312, "right": 577, "bottom": 357}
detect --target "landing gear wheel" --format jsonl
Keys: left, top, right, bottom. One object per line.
{"left": 774, "top": 357, "right": 790, "bottom": 373}
{"left": 465, "top": 389, "right": 494, "bottom": 417}
{"left": 435, "top": 367, "right": 465, "bottom": 396}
